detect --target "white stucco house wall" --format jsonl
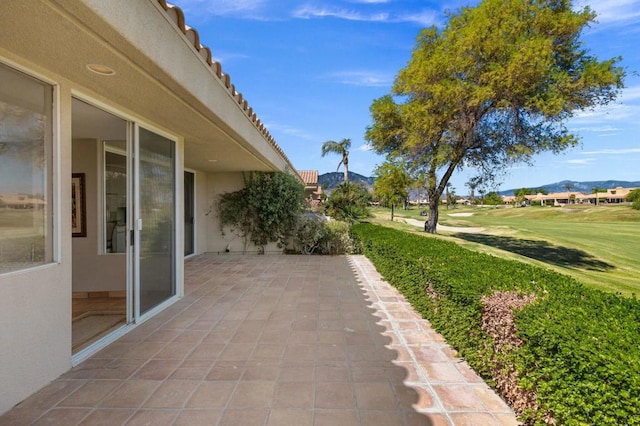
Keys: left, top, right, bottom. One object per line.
{"left": 0, "top": 0, "right": 301, "bottom": 414}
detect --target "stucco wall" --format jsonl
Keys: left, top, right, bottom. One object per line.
{"left": 0, "top": 79, "right": 73, "bottom": 416}
{"left": 71, "top": 139, "right": 126, "bottom": 293}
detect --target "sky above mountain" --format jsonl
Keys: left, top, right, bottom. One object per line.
{"left": 169, "top": 0, "right": 640, "bottom": 192}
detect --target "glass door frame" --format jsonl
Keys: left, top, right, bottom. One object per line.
{"left": 132, "top": 122, "right": 181, "bottom": 323}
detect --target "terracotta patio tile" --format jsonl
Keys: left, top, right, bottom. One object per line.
{"left": 218, "top": 343, "right": 256, "bottom": 361}
{"left": 407, "top": 412, "right": 450, "bottom": 426}
{"left": 432, "top": 384, "right": 488, "bottom": 411}
{"left": 315, "top": 382, "right": 355, "bottom": 409}
{"left": 354, "top": 382, "right": 398, "bottom": 410}
{"left": 143, "top": 380, "right": 199, "bottom": 408}
{"left": 317, "top": 331, "right": 344, "bottom": 344}
{"left": 0, "top": 408, "right": 46, "bottom": 424}
{"left": 16, "top": 381, "right": 84, "bottom": 410}
{"left": 218, "top": 408, "right": 269, "bottom": 425}
{"left": 421, "top": 361, "right": 466, "bottom": 383}
{"left": 315, "top": 364, "right": 349, "bottom": 382}
{"left": 316, "top": 344, "right": 346, "bottom": 361}
{"left": 449, "top": 412, "right": 503, "bottom": 425}
{"left": 32, "top": 408, "right": 92, "bottom": 425}
{"left": 411, "top": 344, "right": 450, "bottom": 363}
{"left": 278, "top": 363, "right": 315, "bottom": 382}
{"left": 185, "top": 343, "right": 226, "bottom": 361}
{"left": 252, "top": 343, "right": 286, "bottom": 360}
{"left": 78, "top": 408, "right": 135, "bottom": 425}
{"left": 172, "top": 330, "right": 208, "bottom": 344}
{"left": 396, "top": 384, "right": 436, "bottom": 411}
{"left": 283, "top": 344, "right": 316, "bottom": 361}
{"left": 58, "top": 380, "right": 122, "bottom": 407}
{"left": 359, "top": 410, "right": 405, "bottom": 426}
{"left": 227, "top": 381, "right": 275, "bottom": 408}
{"left": 58, "top": 358, "right": 112, "bottom": 380}
{"left": 205, "top": 360, "right": 245, "bottom": 381}
{"left": 242, "top": 360, "right": 281, "bottom": 381}
{"left": 131, "top": 359, "right": 180, "bottom": 380}
{"left": 119, "top": 341, "right": 167, "bottom": 359}
{"left": 99, "top": 380, "right": 161, "bottom": 408}
{"left": 153, "top": 341, "right": 198, "bottom": 360}
{"left": 272, "top": 381, "right": 314, "bottom": 408}
{"left": 471, "top": 384, "right": 512, "bottom": 412}
{"left": 90, "top": 358, "right": 146, "bottom": 380}
{"left": 186, "top": 381, "right": 236, "bottom": 408}
{"left": 143, "top": 329, "right": 181, "bottom": 343}
{"left": 173, "top": 409, "right": 223, "bottom": 426}
{"left": 267, "top": 408, "right": 313, "bottom": 426}
{"left": 288, "top": 330, "right": 318, "bottom": 344}
{"left": 126, "top": 409, "right": 179, "bottom": 425}
{"left": 313, "top": 409, "right": 359, "bottom": 426}
{"left": 454, "top": 361, "right": 485, "bottom": 383}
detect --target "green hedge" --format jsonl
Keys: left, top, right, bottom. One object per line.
{"left": 352, "top": 223, "right": 640, "bottom": 425}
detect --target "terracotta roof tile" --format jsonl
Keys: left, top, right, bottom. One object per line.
{"left": 298, "top": 170, "right": 318, "bottom": 185}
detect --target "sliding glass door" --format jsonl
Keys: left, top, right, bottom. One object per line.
{"left": 135, "top": 126, "right": 176, "bottom": 316}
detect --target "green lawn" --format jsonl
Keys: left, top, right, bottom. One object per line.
{"left": 369, "top": 204, "right": 640, "bottom": 295}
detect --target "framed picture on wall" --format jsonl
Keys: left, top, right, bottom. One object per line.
{"left": 72, "top": 173, "right": 87, "bottom": 237}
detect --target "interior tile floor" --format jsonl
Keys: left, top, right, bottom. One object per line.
{"left": 72, "top": 297, "right": 126, "bottom": 354}
{"left": 1, "top": 255, "right": 519, "bottom": 425}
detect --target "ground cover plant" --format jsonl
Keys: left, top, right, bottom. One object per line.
{"left": 372, "top": 205, "right": 640, "bottom": 295}
{"left": 352, "top": 223, "right": 640, "bottom": 425}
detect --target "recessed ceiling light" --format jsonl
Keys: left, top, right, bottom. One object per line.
{"left": 86, "top": 64, "right": 116, "bottom": 76}
{"left": 208, "top": 159, "right": 218, "bottom": 163}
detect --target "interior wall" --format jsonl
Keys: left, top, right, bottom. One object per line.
{"left": 71, "top": 138, "right": 126, "bottom": 292}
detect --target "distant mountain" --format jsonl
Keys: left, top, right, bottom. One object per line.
{"left": 499, "top": 180, "right": 640, "bottom": 196}
{"left": 318, "top": 172, "right": 375, "bottom": 191}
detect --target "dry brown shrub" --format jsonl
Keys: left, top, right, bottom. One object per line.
{"left": 481, "top": 291, "right": 551, "bottom": 423}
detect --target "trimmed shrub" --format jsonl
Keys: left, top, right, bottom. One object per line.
{"left": 291, "top": 216, "right": 358, "bottom": 255}
{"left": 352, "top": 223, "right": 640, "bottom": 425}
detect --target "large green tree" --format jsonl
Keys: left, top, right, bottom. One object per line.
{"left": 373, "top": 160, "right": 412, "bottom": 221}
{"left": 321, "top": 138, "right": 351, "bottom": 183}
{"left": 365, "top": 0, "right": 624, "bottom": 233}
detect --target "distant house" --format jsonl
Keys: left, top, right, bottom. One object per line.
{"left": 524, "top": 191, "right": 586, "bottom": 206}
{"left": 577, "top": 187, "right": 639, "bottom": 204}
{"left": 298, "top": 170, "right": 323, "bottom": 206}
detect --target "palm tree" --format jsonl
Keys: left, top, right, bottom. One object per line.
{"left": 321, "top": 138, "right": 351, "bottom": 183}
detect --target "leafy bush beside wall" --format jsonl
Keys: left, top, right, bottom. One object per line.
{"left": 217, "top": 171, "right": 304, "bottom": 253}
{"left": 352, "top": 223, "right": 640, "bottom": 425}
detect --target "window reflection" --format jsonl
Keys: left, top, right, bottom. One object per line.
{"left": 0, "top": 63, "right": 53, "bottom": 274}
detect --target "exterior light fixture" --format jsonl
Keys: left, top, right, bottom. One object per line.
{"left": 86, "top": 64, "right": 116, "bottom": 76}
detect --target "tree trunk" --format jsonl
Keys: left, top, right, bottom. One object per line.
{"left": 424, "top": 198, "right": 439, "bottom": 233}
{"left": 343, "top": 158, "right": 349, "bottom": 184}
{"left": 390, "top": 203, "right": 394, "bottom": 221}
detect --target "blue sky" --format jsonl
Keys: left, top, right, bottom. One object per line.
{"left": 170, "top": 0, "right": 640, "bottom": 192}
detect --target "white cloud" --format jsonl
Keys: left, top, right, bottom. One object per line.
{"left": 325, "top": 70, "right": 394, "bottom": 87}
{"left": 576, "top": 0, "right": 640, "bottom": 26}
{"left": 293, "top": 5, "right": 389, "bottom": 22}
{"left": 397, "top": 10, "right": 440, "bottom": 26}
{"left": 581, "top": 148, "right": 640, "bottom": 155}
{"left": 567, "top": 158, "right": 595, "bottom": 165}
{"left": 569, "top": 85, "right": 640, "bottom": 126}
{"left": 358, "top": 143, "right": 373, "bottom": 151}
{"left": 292, "top": 4, "right": 439, "bottom": 25}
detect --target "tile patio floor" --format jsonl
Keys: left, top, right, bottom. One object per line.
{"left": 1, "top": 255, "right": 519, "bottom": 425}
